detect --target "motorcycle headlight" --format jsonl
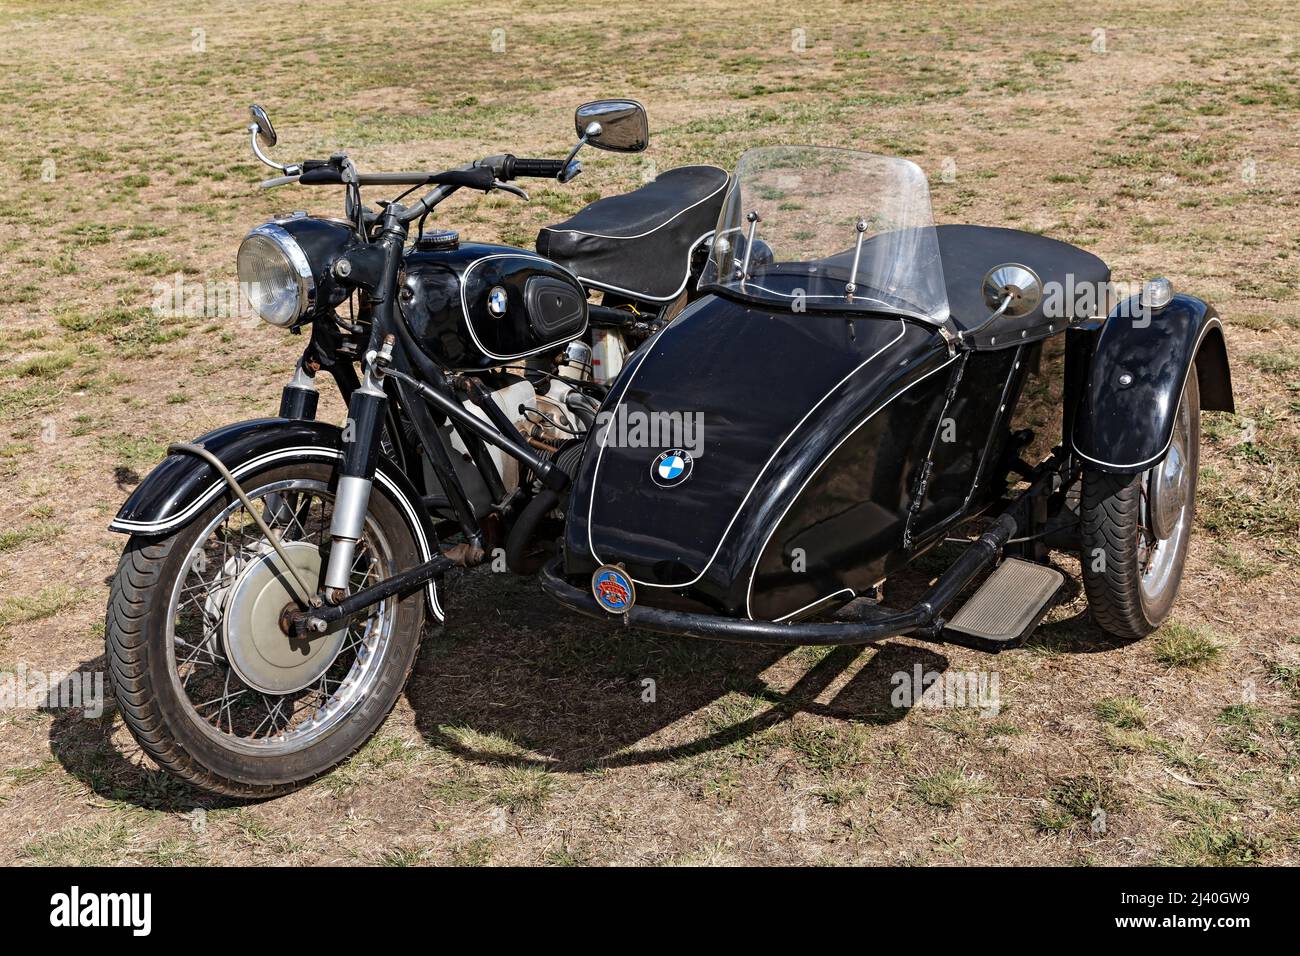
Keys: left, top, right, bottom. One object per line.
{"left": 238, "top": 223, "right": 315, "bottom": 327}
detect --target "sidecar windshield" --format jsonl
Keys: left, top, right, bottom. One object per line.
{"left": 700, "top": 146, "right": 949, "bottom": 324}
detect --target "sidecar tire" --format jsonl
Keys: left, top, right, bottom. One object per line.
{"left": 1079, "top": 373, "right": 1200, "bottom": 642}
{"left": 105, "top": 462, "right": 425, "bottom": 799}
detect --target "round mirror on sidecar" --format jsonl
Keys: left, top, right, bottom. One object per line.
{"left": 248, "top": 104, "right": 277, "bottom": 148}
{"left": 574, "top": 99, "right": 649, "bottom": 152}
{"left": 982, "top": 262, "right": 1043, "bottom": 319}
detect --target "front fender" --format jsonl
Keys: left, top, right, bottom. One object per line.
{"left": 109, "top": 417, "right": 443, "bottom": 620}
{"left": 1071, "top": 293, "right": 1233, "bottom": 474}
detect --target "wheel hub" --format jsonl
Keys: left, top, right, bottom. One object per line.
{"left": 1149, "top": 433, "right": 1189, "bottom": 540}
{"left": 222, "top": 541, "right": 345, "bottom": 696}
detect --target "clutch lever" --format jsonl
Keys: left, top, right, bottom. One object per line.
{"left": 492, "top": 180, "right": 530, "bottom": 201}
{"left": 260, "top": 173, "right": 301, "bottom": 189}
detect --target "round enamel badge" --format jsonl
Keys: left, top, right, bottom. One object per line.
{"left": 487, "top": 286, "right": 508, "bottom": 316}
{"left": 651, "top": 448, "right": 693, "bottom": 488}
{"left": 591, "top": 565, "right": 635, "bottom": 614}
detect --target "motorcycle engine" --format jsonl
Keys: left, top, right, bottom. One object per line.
{"left": 428, "top": 340, "right": 599, "bottom": 514}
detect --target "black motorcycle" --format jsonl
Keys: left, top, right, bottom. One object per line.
{"left": 105, "top": 99, "right": 725, "bottom": 797}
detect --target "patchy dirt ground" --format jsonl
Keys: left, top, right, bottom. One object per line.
{"left": 1, "top": 0, "right": 1297, "bottom": 865}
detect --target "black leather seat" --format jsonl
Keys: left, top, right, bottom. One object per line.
{"left": 537, "top": 165, "right": 728, "bottom": 303}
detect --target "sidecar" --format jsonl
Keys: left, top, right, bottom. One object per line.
{"left": 540, "top": 146, "right": 1233, "bottom": 651}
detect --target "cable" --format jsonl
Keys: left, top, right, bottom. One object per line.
{"left": 522, "top": 406, "right": 581, "bottom": 436}
{"left": 516, "top": 366, "right": 606, "bottom": 396}
{"left": 1007, "top": 517, "right": 1079, "bottom": 544}
{"left": 944, "top": 516, "right": 1078, "bottom": 546}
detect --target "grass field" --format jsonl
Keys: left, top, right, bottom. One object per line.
{"left": 1, "top": 0, "right": 1297, "bottom": 865}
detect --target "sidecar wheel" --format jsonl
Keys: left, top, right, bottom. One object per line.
{"left": 1079, "top": 373, "right": 1200, "bottom": 641}
{"left": 105, "top": 461, "right": 425, "bottom": 798}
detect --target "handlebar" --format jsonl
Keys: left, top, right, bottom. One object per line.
{"left": 296, "top": 166, "right": 497, "bottom": 190}
{"left": 258, "top": 153, "right": 570, "bottom": 223}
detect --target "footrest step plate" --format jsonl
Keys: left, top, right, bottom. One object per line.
{"left": 942, "top": 558, "right": 1064, "bottom": 652}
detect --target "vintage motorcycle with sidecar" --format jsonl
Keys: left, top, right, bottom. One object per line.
{"left": 541, "top": 146, "right": 1233, "bottom": 652}
{"left": 104, "top": 99, "right": 729, "bottom": 797}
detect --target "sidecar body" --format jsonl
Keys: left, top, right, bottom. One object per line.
{"left": 540, "top": 146, "right": 1233, "bottom": 651}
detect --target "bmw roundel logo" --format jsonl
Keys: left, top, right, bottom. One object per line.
{"left": 487, "top": 285, "right": 508, "bottom": 316}
{"left": 592, "top": 564, "right": 635, "bottom": 614}
{"left": 651, "top": 448, "right": 694, "bottom": 488}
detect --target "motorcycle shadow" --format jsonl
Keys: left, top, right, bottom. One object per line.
{"left": 44, "top": 652, "right": 237, "bottom": 812}
{"left": 44, "top": 566, "right": 1123, "bottom": 808}
{"left": 46, "top": 629, "right": 946, "bottom": 809}
{"left": 407, "top": 570, "right": 950, "bottom": 773}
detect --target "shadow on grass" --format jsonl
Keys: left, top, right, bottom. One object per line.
{"left": 44, "top": 652, "right": 257, "bottom": 812}
{"left": 59, "top": 560, "right": 1125, "bottom": 803}
{"left": 407, "top": 571, "right": 949, "bottom": 771}
{"left": 1025, "top": 607, "right": 1140, "bottom": 655}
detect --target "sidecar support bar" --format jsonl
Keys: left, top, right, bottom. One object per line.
{"left": 539, "top": 513, "right": 1020, "bottom": 648}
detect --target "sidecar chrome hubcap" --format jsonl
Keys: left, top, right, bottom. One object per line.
{"left": 1149, "top": 438, "right": 1189, "bottom": 540}
{"left": 222, "top": 540, "right": 342, "bottom": 695}
{"left": 1139, "top": 397, "right": 1192, "bottom": 604}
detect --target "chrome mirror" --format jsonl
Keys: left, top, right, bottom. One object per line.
{"left": 982, "top": 263, "right": 1043, "bottom": 319}
{"left": 573, "top": 99, "right": 649, "bottom": 152}
{"left": 249, "top": 104, "right": 277, "bottom": 148}
{"left": 247, "top": 103, "right": 299, "bottom": 175}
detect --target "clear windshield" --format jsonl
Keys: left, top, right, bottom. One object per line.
{"left": 700, "top": 146, "right": 949, "bottom": 324}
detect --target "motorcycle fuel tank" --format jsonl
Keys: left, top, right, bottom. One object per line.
{"left": 399, "top": 241, "right": 588, "bottom": 370}
{"left": 561, "top": 294, "right": 957, "bottom": 621}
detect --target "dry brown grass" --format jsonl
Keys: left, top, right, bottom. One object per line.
{"left": 0, "top": 0, "right": 1297, "bottom": 866}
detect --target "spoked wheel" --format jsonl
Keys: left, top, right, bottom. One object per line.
{"left": 106, "top": 461, "right": 425, "bottom": 797}
{"left": 1080, "top": 372, "right": 1200, "bottom": 640}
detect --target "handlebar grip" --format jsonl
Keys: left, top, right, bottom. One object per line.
{"left": 430, "top": 167, "right": 497, "bottom": 190}
{"left": 511, "top": 158, "right": 565, "bottom": 179}
{"left": 299, "top": 167, "right": 344, "bottom": 185}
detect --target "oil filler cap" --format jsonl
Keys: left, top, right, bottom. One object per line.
{"left": 415, "top": 228, "right": 459, "bottom": 251}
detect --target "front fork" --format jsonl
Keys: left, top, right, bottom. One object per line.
{"left": 323, "top": 338, "right": 392, "bottom": 603}
{"left": 273, "top": 331, "right": 386, "bottom": 603}
{"left": 322, "top": 207, "right": 408, "bottom": 604}
{"left": 279, "top": 360, "right": 319, "bottom": 420}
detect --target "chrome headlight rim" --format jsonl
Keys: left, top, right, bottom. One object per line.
{"left": 241, "top": 222, "right": 316, "bottom": 327}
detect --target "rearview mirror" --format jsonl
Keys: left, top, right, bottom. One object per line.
{"left": 249, "top": 104, "right": 277, "bottom": 148}
{"left": 982, "top": 263, "right": 1042, "bottom": 318}
{"left": 574, "top": 99, "right": 649, "bottom": 152}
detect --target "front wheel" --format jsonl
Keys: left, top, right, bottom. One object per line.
{"left": 106, "top": 460, "right": 425, "bottom": 798}
{"left": 1079, "top": 371, "right": 1200, "bottom": 640}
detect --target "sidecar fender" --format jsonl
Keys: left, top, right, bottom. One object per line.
{"left": 1071, "top": 293, "right": 1233, "bottom": 474}
{"left": 109, "top": 417, "right": 443, "bottom": 618}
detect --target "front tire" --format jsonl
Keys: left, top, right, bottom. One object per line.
{"left": 106, "top": 461, "right": 425, "bottom": 798}
{"left": 1080, "top": 372, "right": 1200, "bottom": 640}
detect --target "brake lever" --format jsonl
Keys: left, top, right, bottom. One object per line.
{"left": 492, "top": 180, "right": 530, "bottom": 201}
{"left": 260, "top": 174, "right": 301, "bottom": 189}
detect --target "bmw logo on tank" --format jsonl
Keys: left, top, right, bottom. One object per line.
{"left": 651, "top": 448, "right": 694, "bottom": 488}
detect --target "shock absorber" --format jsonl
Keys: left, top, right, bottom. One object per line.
{"left": 323, "top": 336, "right": 393, "bottom": 604}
